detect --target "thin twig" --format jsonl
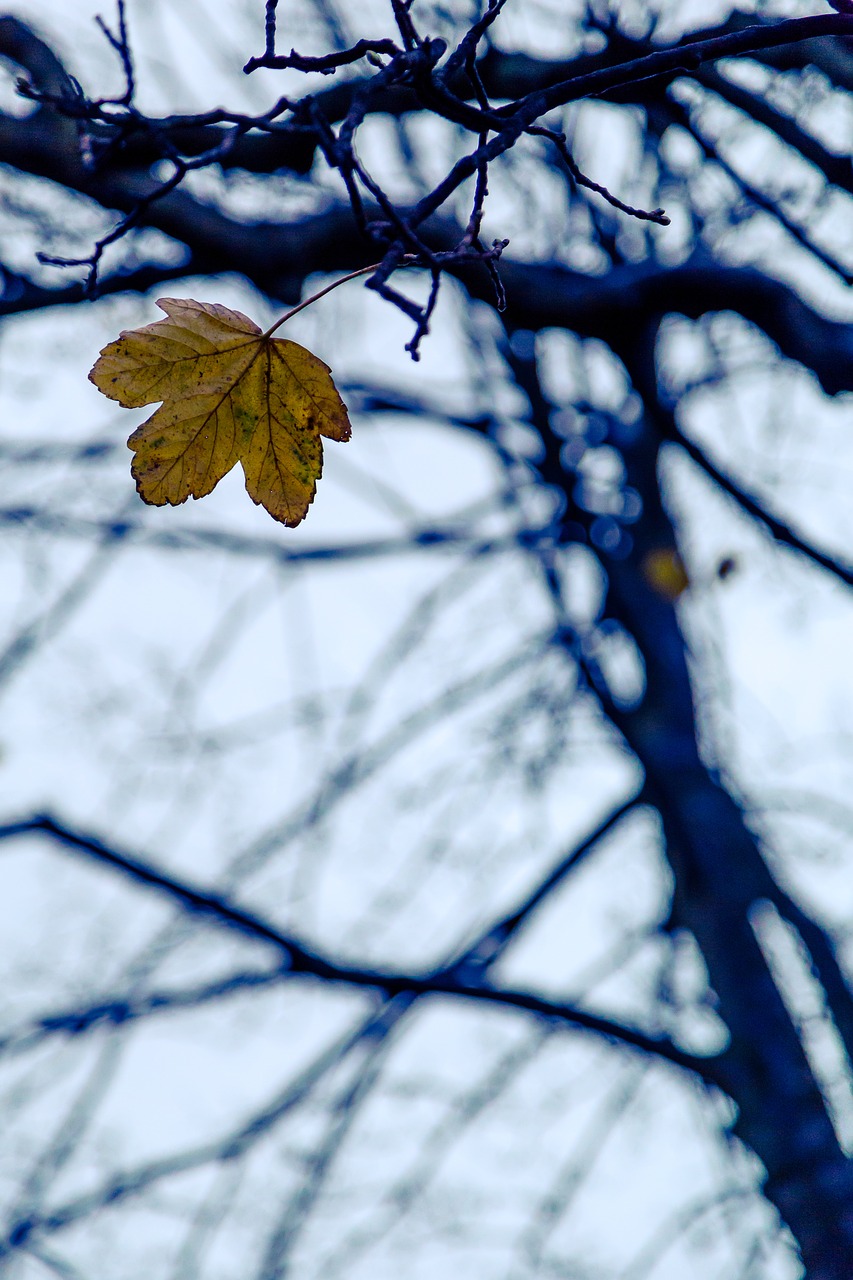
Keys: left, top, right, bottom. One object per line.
{"left": 530, "top": 125, "right": 670, "bottom": 225}
{"left": 94, "top": 0, "right": 134, "bottom": 105}
{"left": 263, "top": 257, "right": 418, "bottom": 337}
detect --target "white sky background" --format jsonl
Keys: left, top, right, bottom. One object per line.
{"left": 0, "top": 1, "right": 852, "bottom": 1277}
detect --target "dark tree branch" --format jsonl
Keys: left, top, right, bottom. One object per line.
{"left": 9, "top": 13, "right": 851, "bottom": 192}
{"left": 244, "top": 37, "right": 402, "bottom": 75}
{"left": 603, "top": 331, "right": 853, "bottom": 1277}
{"left": 661, "top": 96, "right": 853, "bottom": 285}
{"left": 0, "top": 812, "right": 720, "bottom": 1082}
{"left": 0, "top": 506, "right": 551, "bottom": 566}
{"left": 666, "top": 420, "right": 853, "bottom": 590}
{"left": 694, "top": 65, "right": 853, "bottom": 199}
{"left": 93, "top": 0, "right": 135, "bottom": 105}
{"left": 0, "top": 967, "right": 288, "bottom": 1058}
{"left": 0, "top": 15, "right": 76, "bottom": 98}
{"left": 6, "top": 10, "right": 851, "bottom": 323}
{"left": 529, "top": 125, "right": 670, "bottom": 224}
{"left": 494, "top": 317, "right": 853, "bottom": 1275}
{"left": 448, "top": 792, "right": 646, "bottom": 973}
{"left": 512, "top": 15, "right": 853, "bottom": 119}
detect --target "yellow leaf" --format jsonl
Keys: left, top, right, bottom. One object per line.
{"left": 89, "top": 297, "right": 351, "bottom": 526}
{"left": 641, "top": 547, "right": 690, "bottom": 600}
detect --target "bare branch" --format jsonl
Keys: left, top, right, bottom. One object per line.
{"left": 245, "top": 36, "right": 401, "bottom": 75}
{"left": 668, "top": 420, "right": 853, "bottom": 590}
{"left": 0, "top": 813, "right": 719, "bottom": 1082}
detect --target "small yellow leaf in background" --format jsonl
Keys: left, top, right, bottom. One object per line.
{"left": 641, "top": 547, "right": 690, "bottom": 600}
{"left": 89, "top": 298, "right": 351, "bottom": 527}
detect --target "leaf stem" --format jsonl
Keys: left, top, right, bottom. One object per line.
{"left": 263, "top": 257, "right": 419, "bottom": 338}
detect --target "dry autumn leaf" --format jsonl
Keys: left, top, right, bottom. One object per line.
{"left": 89, "top": 297, "right": 351, "bottom": 526}
{"left": 641, "top": 546, "right": 690, "bottom": 600}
